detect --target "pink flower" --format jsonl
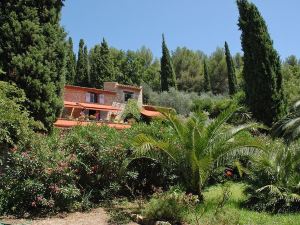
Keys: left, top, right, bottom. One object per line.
{"left": 36, "top": 195, "right": 43, "bottom": 202}
{"left": 31, "top": 201, "right": 37, "bottom": 207}
{"left": 21, "top": 152, "right": 29, "bottom": 158}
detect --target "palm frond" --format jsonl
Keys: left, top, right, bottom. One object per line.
{"left": 132, "top": 133, "right": 176, "bottom": 162}
{"left": 256, "top": 185, "right": 283, "bottom": 197}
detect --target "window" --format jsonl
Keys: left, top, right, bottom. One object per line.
{"left": 86, "top": 92, "right": 97, "bottom": 103}
{"left": 98, "top": 94, "right": 105, "bottom": 104}
{"left": 124, "top": 91, "right": 134, "bottom": 102}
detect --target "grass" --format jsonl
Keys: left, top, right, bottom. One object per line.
{"left": 185, "top": 182, "right": 300, "bottom": 225}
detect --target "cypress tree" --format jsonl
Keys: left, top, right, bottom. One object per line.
{"left": 203, "top": 60, "right": 211, "bottom": 92}
{"left": 0, "top": 0, "right": 66, "bottom": 131}
{"left": 65, "top": 37, "right": 76, "bottom": 84}
{"left": 90, "top": 38, "right": 115, "bottom": 88}
{"left": 224, "top": 41, "right": 238, "bottom": 96}
{"left": 160, "top": 34, "right": 176, "bottom": 92}
{"left": 75, "top": 39, "right": 90, "bottom": 87}
{"left": 237, "top": 0, "right": 286, "bottom": 126}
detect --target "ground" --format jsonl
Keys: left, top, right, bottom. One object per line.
{"left": 0, "top": 207, "right": 138, "bottom": 225}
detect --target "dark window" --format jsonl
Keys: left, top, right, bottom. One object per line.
{"left": 124, "top": 92, "right": 134, "bottom": 102}
{"left": 89, "top": 92, "right": 97, "bottom": 103}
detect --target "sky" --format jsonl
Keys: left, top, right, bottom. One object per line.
{"left": 61, "top": 0, "right": 300, "bottom": 60}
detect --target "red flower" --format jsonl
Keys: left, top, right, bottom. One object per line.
{"left": 226, "top": 170, "right": 233, "bottom": 177}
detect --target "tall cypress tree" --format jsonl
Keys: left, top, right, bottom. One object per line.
{"left": 224, "top": 41, "right": 238, "bottom": 96}
{"left": 0, "top": 0, "right": 66, "bottom": 131}
{"left": 65, "top": 37, "right": 76, "bottom": 84}
{"left": 75, "top": 39, "right": 90, "bottom": 87}
{"left": 89, "top": 38, "right": 115, "bottom": 88}
{"left": 237, "top": 0, "right": 286, "bottom": 126}
{"left": 203, "top": 59, "right": 211, "bottom": 92}
{"left": 160, "top": 34, "right": 176, "bottom": 92}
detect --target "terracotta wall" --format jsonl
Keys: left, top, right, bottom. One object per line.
{"left": 64, "top": 88, "right": 116, "bottom": 105}
{"left": 64, "top": 89, "right": 86, "bottom": 102}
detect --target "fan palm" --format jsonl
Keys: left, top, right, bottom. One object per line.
{"left": 132, "top": 103, "right": 263, "bottom": 197}
{"left": 272, "top": 101, "right": 300, "bottom": 143}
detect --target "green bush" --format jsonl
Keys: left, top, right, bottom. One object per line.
{"left": 244, "top": 137, "right": 300, "bottom": 213}
{"left": 63, "top": 124, "right": 127, "bottom": 201}
{"left": 0, "top": 132, "right": 80, "bottom": 215}
{"left": 121, "top": 99, "right": 141, "bottom": 121}
{"left": 122, "top": 122, "right": 179, "bottom": 194}
{"left": 143, "top": 187, "right": 199, "bottom": 223}
{"left": 147, "top": 88, "right": 198, "bottom": 116}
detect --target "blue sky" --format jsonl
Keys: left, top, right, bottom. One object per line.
{"left": 61, "top": 0, "right": 300, "bottom": 60}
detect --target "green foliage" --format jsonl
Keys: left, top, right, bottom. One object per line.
{"left": 282, "top": 55, "right": 300, "bottom": 107}
{"left": 0, "top": 132, "right": 81, "bottom": 215}
{"left": 225, "top": 42, "right": 238, "bottom": 96}
{"left": 121, "top": 99, "right": 141, "bottom": 121}
{"left": 208, "top": 48, "right": 228, "bottom": 94}
{"left": 65, "top": 37, "right": 76, "bottom": 84}
{"left": 0, "top": 0, "right": 66, "bottom": 132}
{"left": 0, "top": 124, "right": 128, "bottom": 215}
{"left": 203, "top": 59, "right": 211, "bottom": 92}
{"left": 0, "top": 82, "right": 38, "bottom": 146}
{"left": 63, "top": 125, "right": 126, "bottom": 201}
{"left": 143, "top": 187, "right": 199, "bottom": 223}
{"left": 244, "top": 138, "right": 300, "bottom": 213}
{"left": 146, "top": 88, "right": 198, "bottom": 116}
{"left": 271, "top": 101, "right": 300, "bottom": 143}
{"left": 160, "top": 34, "right": 176, "bottom": 91}
{"left": 76, "top": 39, "right": 90, "bottom": 87}
{"left": 132, "top": 104, "right": 263, "bottom": 197}
{"left": 191, "top": 93, "right": 232, "bottom": 118}
{"left": 237, "top": 0, "right": 287, "bottom": 126}
{"left": 110, "top": 47, "right": 160, "bottom": 89}
{"left": 172, "top": 47, "right": 205, "bottom": 93}
{"left": 90, "top": 39, "right": 115, "bottom": 88}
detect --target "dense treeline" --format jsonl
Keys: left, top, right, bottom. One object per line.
{"left": 65, "top": 37, "right": 300, "bottom": 107}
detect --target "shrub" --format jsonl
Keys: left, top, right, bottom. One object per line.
{"left": 122, "top": 121, "right": 179, "bottom": 195}
{"left": 0, "top": 124, "right": 128, "bottom": 215}
{"left": 147, "top": 88, "right": 198, "bottom": 116}
{"left": 0, "top": 132, "right": 80, "bottom": 216}
{"left": 63, "top": 124, "right": 127, "bottom": 201}
{"left": 244, "top": 137, "right": 300, "bottom": 213}
{"left": 143, "top": 187, "right": 199, "bottom": 223}
{"left": 121, "top": 99, "right": 141, "bottom": 121}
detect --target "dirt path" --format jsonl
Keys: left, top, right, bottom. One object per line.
{"left": 0, "top": 208, "right": 138, "bottom": 225}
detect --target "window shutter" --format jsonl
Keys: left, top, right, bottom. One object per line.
{"left": 99, "top": 94, "right": 105, "bottom": 104}
{"left": 86, "top": 93, "right": 90, "bottom": 102}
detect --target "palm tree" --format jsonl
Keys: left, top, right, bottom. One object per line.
{"left": 132, "top": 104, "right": 263, "bottom": 198}
{"left": 272, "top": 101, "right": 300, "bottom": 143}
{"left": 245, "top": 140, "right": 300, "bottom": 212}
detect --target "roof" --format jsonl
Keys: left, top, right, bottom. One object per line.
{"left": 117, "top": 83, "right": 142, "bottom": 91}
{"left": 64, "top": 101, "right": 120, "bottom": 112}
{"left": 79, "top": 102, "right": 120, "bottom": 111}
{"left": 54, "top": 119, "right": 131, "bottom": 130}
{"left": 141, "top": 109, "right": 162, "bottom": 117}
{"left": 65, "top": 85, "right": 116, "bottom": 95}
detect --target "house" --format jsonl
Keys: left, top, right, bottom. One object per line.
{"left": 54, "top": 82, "right": 159, "bottom": 129}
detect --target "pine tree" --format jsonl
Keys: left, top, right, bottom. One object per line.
{"left": 203, "top": 60, "right": 211, "bottom": 92}
{"left": 237, "top": 0, "right": 286, "bottom": 126}
{"left": 65, "top": 37, "right": 76, "bottom": 84}
{"left": 224, "top": 41, "right": 238, "bottom": 96}
{"left": 160, "top": 34, "right": 176, "bottom": 92}
{"left": 0, "top": 0, "right": 66, "bottom": 132}
{"left": 89, "top": 38, "right": 115, "bottom": 88}
{"left": 75, "top": 39, "right": 90, "bottom": 87}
